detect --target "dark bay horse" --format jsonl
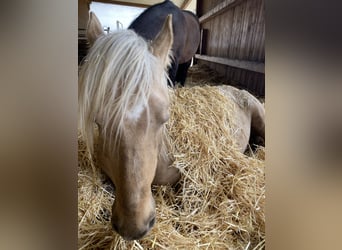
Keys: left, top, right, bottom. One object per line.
{"left": 128, "top": 0, "right": 200, "bottom": 86}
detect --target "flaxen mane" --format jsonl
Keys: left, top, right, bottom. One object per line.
{"left": 78, "top": 30, "right": 169, "bottom": 155}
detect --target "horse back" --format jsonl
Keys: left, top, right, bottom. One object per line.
{"left": 128, "top": 1, "right": 186, "bottom": 42}
{"left": 128, "top": 1, "right": 199, "bottom": 63}
{"left": 179, "top": 10, "right": 200, "bottom": 63}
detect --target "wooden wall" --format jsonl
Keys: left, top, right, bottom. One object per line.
{"left": 196, "top": 0, "right": 265, "bottom": 97}
{"left": 78, "top": 0, "right": 90, "bottom": 64}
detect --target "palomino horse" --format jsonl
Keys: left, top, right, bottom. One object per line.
{"left": 79, "top": 15, "right": 265, "bottom": 240}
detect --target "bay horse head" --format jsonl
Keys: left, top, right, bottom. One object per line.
{"left": 79, "top": 13, "right": 176, "bottom": 240}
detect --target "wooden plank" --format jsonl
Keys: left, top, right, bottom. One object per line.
{"left": 181, "top": 0, "right": 192, "bottom": 9}
{"left": 239, "top": 0, "right": 250, "bottom": 60}
{"left": 225, "top": 6, "right": 234, "bottom": 60}
{"left": 235, "top": 3, "right": 244, "bottom": 60}
{"left": 195, "top": 54, "right": 265, "bottom": 73}
{"left": 212, "top": 10, "right": 219, "bottom": 58}
{"left": 251, "top": 0, "right": 263, "bottom": 61}
{"left": 92, "top": 0, "right": 151, "bottom": 8}
{"left": 228, "top": 4, "right": 240, "bottom": 60}
{"left": 257, "top": 0, "right": 265, "bottom": 61}
{"left": 199, "top": 0, "right": 243, "bottom": 23}
{"left": 199, "top": 29, "right": 208, "bottom": 55}
{"left": 249, "top": 0, "right": 258, "bottom": 60}
{"left": 245, "top": 0, "right": 257, "bottom": 60}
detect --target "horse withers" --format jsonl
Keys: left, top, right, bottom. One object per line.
{"left": 129, "top": 0, "right": 200, "bottom": 86}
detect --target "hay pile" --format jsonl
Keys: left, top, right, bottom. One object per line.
{"left": 78, "top": 86, "right": 265, "bottom": 249}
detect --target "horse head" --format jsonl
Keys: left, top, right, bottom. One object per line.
{"left": 79, "top": 13, "right": 174, "bottom": 240}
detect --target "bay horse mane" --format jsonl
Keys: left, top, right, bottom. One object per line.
{"left": 78, "top": 29, "right": 170, "bottom": 155}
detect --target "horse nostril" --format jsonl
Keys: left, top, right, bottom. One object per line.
{"left": 148, "top": 216, "right": 156, "bottom": 229}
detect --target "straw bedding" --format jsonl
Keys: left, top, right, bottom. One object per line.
{"left": 78, "top": 85, "right": 265, "bottom": 249}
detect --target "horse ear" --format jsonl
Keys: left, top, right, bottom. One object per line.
{"left": 87, "top": 12, "right": 105, "bottom": 46}
{"left": 151, "top": 14, "right": 173, "bottom": 68}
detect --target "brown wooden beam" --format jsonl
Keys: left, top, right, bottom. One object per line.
{"left": 195, "top": 54, "right": 265, "bottom": 73}
{"left": 198, "top": 0, "right": 243, "bottom": 23}
{"left": 181, "top": 0, "right": 192, "bottom": 9}
{"left": 91, "top": 0, "right": 150, "bottom": 8}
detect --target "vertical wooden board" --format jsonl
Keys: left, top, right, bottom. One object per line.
{"left": 231, "top": 66, "right": 237, "bottom": 82}
{"left": 209, "top": 18, "right": 215, "bottom": 57}
{"left": 219, "top": 64, "right": 228, "bottom": 79}
{"left": 202, "top": 21, "right": 211, "bottom": 55}
{"left": 216, "top": 10, "right": 228, "bottom": 73}
{"left": 227, "top": 7, "right": 235, "bottom": 52}
{"left": 251, "top": 0, "right": 264, "bottom": 61}
{"left": 226, "top": 66, "right": 232, "bottom": 82}
{"left": 238, "top": 0, "right": 248, "bottom": 60}
{"left": 224, "top": 7, "right": 235, "bottom": 60}
{"left": 245, "top": 72, "right": 253, "bottom": 94}
{"left": 234, "top": 3, "right": 244, "bottom": 60}
{"left": 255, "top": 73, "right": 264, "bottom": 97}
{"left": 259, "top": 23, "right": 265, "bottom": 62}
{"left": 214, "top": 16, "right": 220, "bottom": 72}
{"left": 203, "top": 22, "right": 209, "bottom": 55}
{"left": 208, "top": 18, "right": 214, "bottom": 59}
{"left": 220, "top": 8, "right": 233, "bottom": 57}
{"left": 261, "top": 76, "right": 265, "bottom": 97}
{"left": 199, "top": 29, "right": 209, "bottom": 55}
{"left": 261, "top": 74, "right": 265, "bottom": 97}
{"left": 257, "top": 0, "right": 265, "bottom": 61}
{"left": 253, "top": 72, "right": 259, "bottom": 94}
{"left": 232, "top": 4, "right": 240, "bottom": 60}
{"left": 246, "top": 70, "right": 253, "bottom": 90}
{"left": 242, "top": 0, "right": 255, "bottom": 60}
{"left": 251, "top": 0, "right": 262, "bottom": 61}
{"left": 236, "top": 0, "right": 247, "bottom": 60}
{"left": 246, "top": 0, "right": 257, "bottom": 60}
{"left": 260, "top": 0, "right": 266, "bottom": 61}
{"left": 233, "top": 67, "right": 239, "bottom": 83}
{"left": 236, "top": 68, "right": 243, "bottom": 86}
{"left": 237, "top": 3, "right": 245, "bottom": 60}
{"left": 249, "top": 0, "right": 259, "bottom": 61}
{"left": 217, "top": 12, "right": 224, "bottom": 59}
{"left": 241, "top": 68, "right": 247, "bottom": 87}
{"left": 248, "top": 0, "right": 258, "bottom": 60}
{"left": 78, "top": 0, "right": 89, "bottom": 30}
{"left": 229, "top": 66, "right": 235, "bottom": 84}
{"left": 230, "top": 2, "right": 239, "bottom": 60}
{"left": 228, "top": 5, "right": 238, "bottom": 59}
{"left": 252, "top": 74, "right": 258, "bottom": 94}
{"left": 225, "top": 64, "right": 232, "bottom": 81}
{"left": 212, "top": 14, "right": 220, "bottom": 57}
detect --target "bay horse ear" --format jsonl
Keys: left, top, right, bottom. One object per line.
{"left": 151, "top": 14, "right": 173, "bottom": 68}
{"left": 86, "top": 12, "right": 105, "bottom": 46}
